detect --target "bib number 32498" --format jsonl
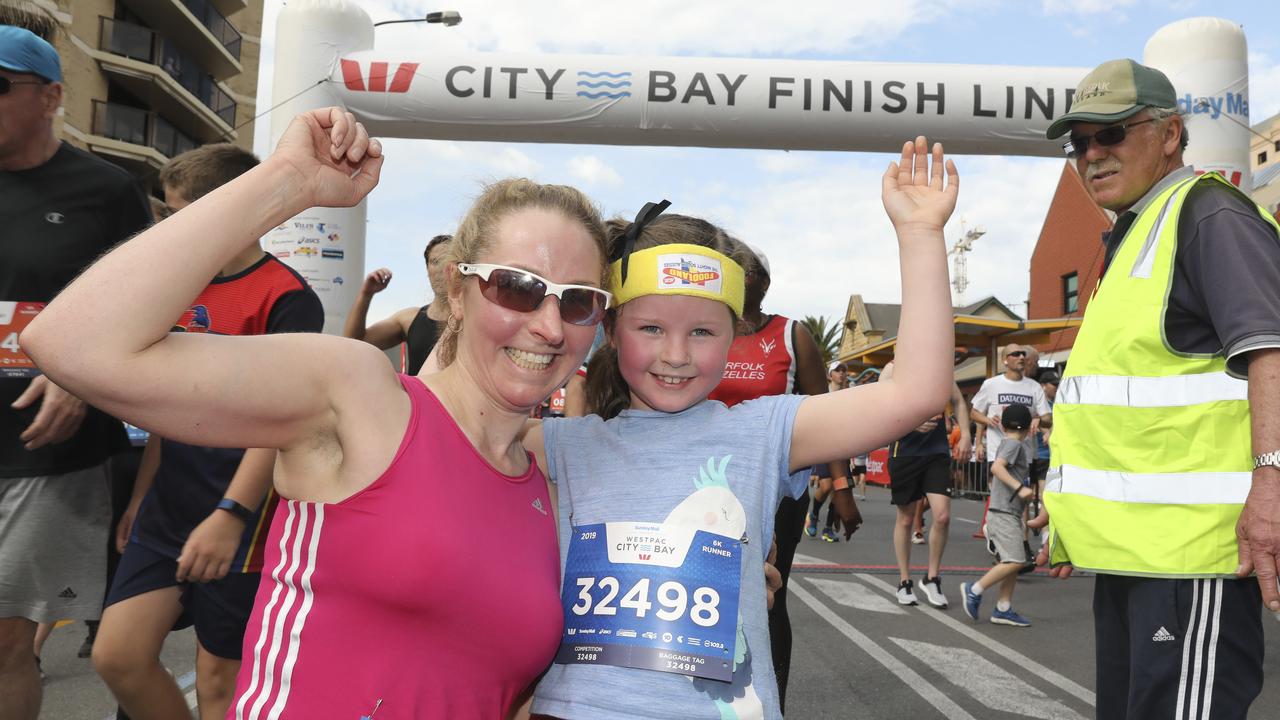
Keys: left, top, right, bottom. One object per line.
{"left": 556, "top": 521, "right": 742, "bottom": 682}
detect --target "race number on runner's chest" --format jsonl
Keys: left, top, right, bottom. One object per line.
{"left": 556, "top": 521, "right": 743, "bottom": 682}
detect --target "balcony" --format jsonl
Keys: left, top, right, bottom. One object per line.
{"left": 97, "top": 17, "right": 236, "bottom": 142}
{"left": 90, "top": 100, "right": 199, "bottom": 170}
{"left": 121, "top": 0, "right": 242, "bottom": 78}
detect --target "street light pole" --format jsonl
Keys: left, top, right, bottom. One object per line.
{"left": 373, "top": 11, "right": 462, "bottom": 28}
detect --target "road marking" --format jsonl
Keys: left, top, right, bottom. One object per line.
{"left": 808, "top": 577, "right": 907, "bottom": 614}
{"left": 792, "top": 552, "right": 829, "bottom": 565}
{"left": 953, "top": 516, "right": 979, "bottom": 524}
{"left": 791, "top": 581, "right": 978, "bottom": 720}
{"left": 890, "top": 638, "right": 1088, "bottom": 719}
{"left": 853, "top": 573, "right": 1096, "bottom": 707}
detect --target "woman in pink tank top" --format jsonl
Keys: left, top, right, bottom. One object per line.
{"left": 25, "top": 108, "right": 613, "bottom": 718}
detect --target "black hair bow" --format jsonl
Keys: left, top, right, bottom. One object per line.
{"left": 612, "top": 199, "right": 671, "bottom": 284}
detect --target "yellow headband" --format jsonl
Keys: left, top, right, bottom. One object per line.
{"left": 608, "top": 243, "right": 745, "bottom": 317}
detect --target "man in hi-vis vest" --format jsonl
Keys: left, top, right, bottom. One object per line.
{"left": 1041, "top": 59, "right": 1280, "bottom": 719}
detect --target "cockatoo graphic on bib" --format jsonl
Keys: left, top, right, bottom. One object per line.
{"left": 664, "top": 455, "right": 764, "bottom": 720}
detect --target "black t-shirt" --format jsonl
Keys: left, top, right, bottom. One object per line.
{"left": 1104, "top": 171, "right": 1280, "bottom": 378}
{"left": 405, "top": 306, "right": 440, "bottom": 376}
{"left": 1, "top": 143, "right": 152, "bottom": 477}
{"left": 133, "top": 256, "right": 323, "bottom": 565}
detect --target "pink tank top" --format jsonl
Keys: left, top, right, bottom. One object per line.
{"left": 228, "top": 375, "right": 563, "bottom": 719}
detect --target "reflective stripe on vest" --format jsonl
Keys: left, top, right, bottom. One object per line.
{"left": 1046, "top": 465, "right": 1251, "bottom": 505}
{"left": 1045, "top": 172, "right": 1275, "bottom": 578}
{"left": 1058, "top": 372, "right": 1247, "bottom": 407}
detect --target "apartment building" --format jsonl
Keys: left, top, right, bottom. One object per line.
{"left": 10, "top": 0, "right": 263, "bottom": 186}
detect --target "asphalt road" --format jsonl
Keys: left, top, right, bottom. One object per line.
{"left": 34, "top": 485, "right": 1280, "bottom": 718}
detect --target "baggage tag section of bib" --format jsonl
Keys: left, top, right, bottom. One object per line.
{"left": 556, "top": 521, "right": 742, "bottom": 682}
{"left": 0, "top": 302, "right": 44, "bottom": 378}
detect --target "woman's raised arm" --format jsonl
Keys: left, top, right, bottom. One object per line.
{"left": 22, "top": 108, "right": 390, "bottom": 450}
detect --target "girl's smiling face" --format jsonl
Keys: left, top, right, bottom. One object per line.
{"left": 610, "top": 294, "right": 736, "bottom": 414}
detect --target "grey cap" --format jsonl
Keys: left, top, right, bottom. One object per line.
{"left": 1046, "top": 59, "right": 1176, "bottom": 139}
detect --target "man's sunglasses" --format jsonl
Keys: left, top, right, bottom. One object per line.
{"left": 0, "top": 77, "right": 47, "bottom": 95}
{"left": 1063, "top": 118, "right": 1158, "bottom": 158}
{"left": 457, "top": 263, "right": 611, "bottom": 326}
{"left": 1006, "top": 350, "right": 1027, "bottom": 358}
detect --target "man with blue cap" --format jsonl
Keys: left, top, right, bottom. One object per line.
{"left": 0, "top": 25, "right": 152, "bottom": 720}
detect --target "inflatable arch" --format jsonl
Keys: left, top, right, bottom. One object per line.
{"left": 265, "top": 1, "right": 1252, "bottom": 332}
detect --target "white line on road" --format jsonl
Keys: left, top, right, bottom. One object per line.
{"left": 792, "top": 552, "right": 830, "bottom": 566}
{"left": 890, "top": 638, "right": 1087, "bottom": 719}
{"left": 791, "top": 581, "right": 978, "bottom": 720}
{"left": 953, "top": 516, "right": 978, "bottom": 524}
{"left": 809, "top": 576, "right": 907, "bottom": 614}
{"left": 853, "top": 573, "right": 1097, "bottom": 707}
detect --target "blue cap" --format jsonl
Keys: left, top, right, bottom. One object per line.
{"left": 0, "top": 25, "right": 61, "bottom": 83}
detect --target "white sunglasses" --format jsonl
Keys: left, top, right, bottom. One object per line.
{"left": 457, "top": 263, "right": 612, "bottom": 326}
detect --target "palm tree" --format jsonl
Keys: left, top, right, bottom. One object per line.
{"left": 802, "top": 315, "right": 841, "bottom": 365}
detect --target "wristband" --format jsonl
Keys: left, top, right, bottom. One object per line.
{"left": 833, "top": 476, "right": 851, "bottom": 491}
{"left": 215, "top": 498, "right": 254, "bottom": 523}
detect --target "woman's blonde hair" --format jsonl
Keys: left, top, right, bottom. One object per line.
{"left": 436, "top": 178, "right": 607, "bottom": 367}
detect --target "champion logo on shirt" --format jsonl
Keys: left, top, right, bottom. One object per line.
{"left": 1152, "top": 626, "right": 1176, "bottom": 642}
{"left": 531, "top": 497, "right": 548, "bottom": 515}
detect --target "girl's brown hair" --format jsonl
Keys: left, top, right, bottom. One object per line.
{"left": 437, "top": 178, "right": 607, "bottom": 367}
{"left": 585, "top": 214, "right": 750, "bottom": 420}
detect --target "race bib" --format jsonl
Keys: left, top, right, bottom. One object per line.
{"left": 0, "top": 302, "right": 43, "bottom": 378}
{"left": 556, "top": 521, "right": 742, "bottom": 682}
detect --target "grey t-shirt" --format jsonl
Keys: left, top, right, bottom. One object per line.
{"left": 989, "top": 436, "right": 1030, "bottom": 515}
{"left": 534, "top": 395, "right": 808, "bottom": 720}
{"left": 1104, "top": 167, "right": 1280, "bottom": 378}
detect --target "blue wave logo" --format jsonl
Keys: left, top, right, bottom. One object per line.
{"left": 576, "top": 70, "right": 631, "bottom": 100}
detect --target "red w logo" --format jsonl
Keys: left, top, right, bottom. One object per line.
{"left": 340, "top": 59, "right": 420, "bottom": 93}
{"left": 638, "top": 554, "right": 651, "bottom": 561}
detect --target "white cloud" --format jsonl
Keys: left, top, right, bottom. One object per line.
{"left": 567, "top": 155, "right": 623, "bottom": 187}
{"left": 755, "top": 152, "right": 818, "bottom": 174}
{"left": 1248, "top": 51, "right": 1280, "bottom": 123}
{"left": 1040, "top": 0, "right": 1139, "bottom": 16}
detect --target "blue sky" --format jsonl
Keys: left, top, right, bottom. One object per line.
{"left": 254, "top": 0, "right": 1280, "bottom": 328}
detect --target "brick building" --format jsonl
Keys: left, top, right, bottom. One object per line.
{"left": 1026, "top": 162, "right": 1111, "bottom": 365}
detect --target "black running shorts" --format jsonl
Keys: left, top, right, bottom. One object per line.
{"left": 106, "top": 541, "right": 260, "bottom": 659}
{"left": 888, "top": 454, "right": 952, "bottom": 506}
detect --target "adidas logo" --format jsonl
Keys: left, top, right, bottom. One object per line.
{"left": 58, "top": 587, "right": 77, "bottom": 599}
{"left": 1152, "top": 626, "right": 1176, "bottom": 642}
{"left": 531, "top": 498, "right": 547, "bottom": 515}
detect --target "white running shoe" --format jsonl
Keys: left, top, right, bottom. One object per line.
{"left": 911, "top": 531, "right": 926, "bottom": 545}
{"left": 921, "top": 576, "right": 949, "bottom": 609}
{"left": 897, "top": 579, "right": 919, "bottom": 606}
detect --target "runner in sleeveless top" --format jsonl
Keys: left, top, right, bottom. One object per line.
{"left": 22, "top": 108, "right": 611, "bottom": 719}
{"left": 343, "top": 233, "right": 452, "bottom": 374}
{"left": 525, "top": 137, "right": 958, "bottom": 719}
{"left": 704, "top": 243, "right": 862, "bottom": 711}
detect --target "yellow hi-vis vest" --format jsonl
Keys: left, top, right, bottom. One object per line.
{"left": 1045, "top": 171, "right": 1279, "bottom": 578}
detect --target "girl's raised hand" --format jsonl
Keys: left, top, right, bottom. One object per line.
{"left": 272, "top": 107, "right": 385, "bottom": 210}
{"left": 881, "top": 136, "right": 959, "bottom": 232}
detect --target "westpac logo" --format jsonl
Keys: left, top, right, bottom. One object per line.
{"left": 341, "top": 59, "right": 420, "bottom": 93}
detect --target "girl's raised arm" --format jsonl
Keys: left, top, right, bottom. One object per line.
{"left": 790, "top": 136, "right": 957, "bottom": 470}
{"left": 22, "top": 108, "right": 393, "bottom": 451}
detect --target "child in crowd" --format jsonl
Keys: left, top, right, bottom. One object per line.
{"left": 90, "top": 144, "right": 323, "bottom": 719}
{"left": 961, "top": 403, "right": 1035, "bottom": 627}
{"left": 524, "top": 138, "right": 958, "bottom": 719}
